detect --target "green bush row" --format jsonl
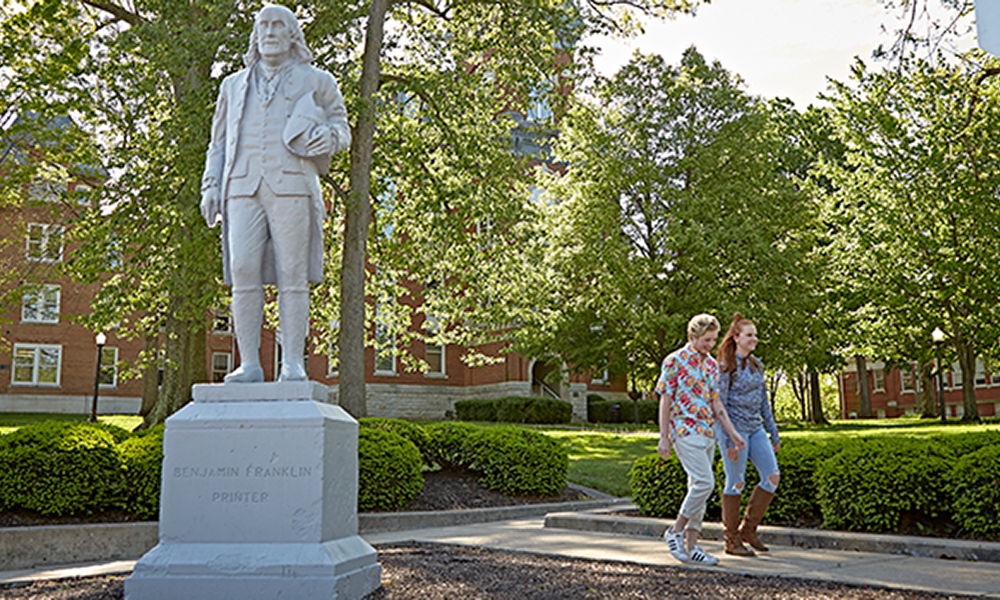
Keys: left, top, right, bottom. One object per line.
{"left": 0, "top": 417, "right": 569, "bottom": 517}
{"left": 587, "top": 397, "right": 658, "bottom": 424}
{"left": 628, "top": 430, "right": 1000, "bottom": 538}
{"left": 454, "top": 396, "right": 572, "bottom": 424}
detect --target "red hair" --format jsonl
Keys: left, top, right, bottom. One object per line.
{"left": 717, "top": 312, "right": 760, "bottom": 374}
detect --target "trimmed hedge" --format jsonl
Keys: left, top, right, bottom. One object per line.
{"left": 950, "top": 445, "right": 1000, "bottom": 537}
{"left": 0, "top": 422, "right": 126, "bottom": 515}
{"left": 424, "top": 421, "right": 479, "bottom": 470}
{"left": 454, "top": 396, "right": 572, "bottom": 424}
{"left": 629, "top": 432, "right": 999, "bottom": 538}
{"left": 357, "top": 428, "right": 424, "bottom": 512}
{"left": 118, "top": 425, "right": 164, "bottom": 519}
{"left": 463, "top": 426, "right": 568, "bottom": 496}
{"left": 589, "top": 400, "right": 658, "bottom": 424}
{"left": 359, "top": 417, "right": 434, "bottom": 466}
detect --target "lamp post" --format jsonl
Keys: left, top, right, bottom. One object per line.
{"left": 932, "top": 327, "right": 946, "bottom": 424}
{"left": 90, "top": 332, "right": 107, "bottom": 423}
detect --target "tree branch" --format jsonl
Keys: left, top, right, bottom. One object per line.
{"left": 80, "top": 0, "right": 144, "bottom": 26}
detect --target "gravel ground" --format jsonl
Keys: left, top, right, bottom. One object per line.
{"left": 0, "top": 543, "right": 977, "bottom": 600}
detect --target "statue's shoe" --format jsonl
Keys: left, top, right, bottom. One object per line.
{"left": 277, "top": 362, "right": 307, "bottom": 382}
{"left": 223, "top": 364, "right": 264, "bottom": 383}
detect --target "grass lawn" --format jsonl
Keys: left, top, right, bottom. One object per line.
{"left": 539, "top": 417, "right": 1000, "bottom": 498}
{"left": 0, "top": 413, "right": 143, "bottom": 436}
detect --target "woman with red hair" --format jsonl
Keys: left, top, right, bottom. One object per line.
{"left": 716, "top": 313, "right": 781, "bottom": 557}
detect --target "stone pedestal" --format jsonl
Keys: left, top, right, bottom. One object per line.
{"left": 125, "top": 382, "right": 381, "bottom": 599}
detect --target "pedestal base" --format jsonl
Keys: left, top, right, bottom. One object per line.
{"left": 125, "top": 382, "right": 380, "bottom": 599}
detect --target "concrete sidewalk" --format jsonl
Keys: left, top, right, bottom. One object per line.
{"left": 3, "top": 517, "right": 999, "bottom": 598}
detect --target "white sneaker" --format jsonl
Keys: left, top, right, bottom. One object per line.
{"left": 663, "top": 529, "right": 688, "bottom": 562}
{"left": 684, "top": 545, "right": 720, "bottom": 566}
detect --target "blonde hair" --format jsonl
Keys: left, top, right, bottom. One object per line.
{"left": 687, "top": 313, "right": 720, "bottom": 341}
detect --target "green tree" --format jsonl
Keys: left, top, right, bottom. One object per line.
{"left": 519, "top": 49, "right": 826, "bottom": 395}
{"left": 822, "top": 54, "right": 1000, "bottom": 422}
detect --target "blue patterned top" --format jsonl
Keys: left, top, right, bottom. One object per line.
{"left": 717, "top": 354, "right": 780, "bottom": 448}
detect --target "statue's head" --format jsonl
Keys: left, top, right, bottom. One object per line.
{"left": 244, "top": 4, "right": 314, "bottom": 68}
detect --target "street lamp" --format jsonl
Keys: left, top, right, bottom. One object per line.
{"left": 931, "top": 327, "right": 946, "bottom": 424}
{"left": 90, "top": 332, "right": 107, "bottom": 423}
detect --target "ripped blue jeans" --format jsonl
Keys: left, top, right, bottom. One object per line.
{"left": 720, "top": 426, "right": 779, "bottom": 495}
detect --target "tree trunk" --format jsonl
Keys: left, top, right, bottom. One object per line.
{"left": 338, "top": 0, "right": 387, "bottom": 419}
{"left": 956, "top": 341, "right": 981, "bottom": 423}
{"left": 917, "top": 360, "right": 937, "bottom": 418}
{"left": 144, "top": 297, "right": 196, "bottom": 426}
{"left": 809, "top": 368, "right": 828, "bottom": 424}
{"left": 855, "top": 355, "right": 872, "bottom": 418}
{"left": 790, "top": 369, "right": 808, "bottom": 421}
{"left": 137, "top": 331, "right": 160, "bottom": 425}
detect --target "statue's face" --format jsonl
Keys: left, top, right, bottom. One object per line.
{"left": 255, "top": 6, "right": 294, "bottom": 61}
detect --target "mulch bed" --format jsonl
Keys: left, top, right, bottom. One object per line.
{"left": 0, "top": 470, "right": 589, "bottom": 527}
{"left": 0, "top": 543, "right": 977, "bottom": 600}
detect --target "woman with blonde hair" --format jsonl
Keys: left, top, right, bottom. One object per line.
{"left": 657, "top": 313, "right": 745, "bottom": 566}
{"left": 716, "top": 313, "right": 781, "bottom": 556}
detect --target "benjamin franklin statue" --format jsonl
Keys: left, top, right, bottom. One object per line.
{"left": 200, "top": 4, "right": 350, "bottom": 383}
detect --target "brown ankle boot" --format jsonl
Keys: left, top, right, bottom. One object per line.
{"left": 722, "top": 494, "right": 755, "bottom": 556}
{"left": 739, "top": 486, "right": 775, "bottom": 552}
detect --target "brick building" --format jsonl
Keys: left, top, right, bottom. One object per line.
{"left": 838, "top": 360, "right": 1000, "bottom": 419}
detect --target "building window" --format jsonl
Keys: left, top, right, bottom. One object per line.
{"left": 423, "top": 315, "right": 445, "bottom": 376}
{"left": 872, "top": 368, "right": 885, "bottom": 393}
{"left": 99, "top": 347, "right": 118, "bottom": 387}
{"left": 899, "top": 365, "right": 920, "bottom": 394}
{"left": 21, "top": 284, "right": 60, "bottom": 324}
{"left": 948, "top": 363, "right": 962, "bottom": 390}
{"left": 374, "top": 319, "right": 396, "bottom": 375}
{"left": 28, "top": 179, "right": 66, "bottom": 203}
{"left": 26, "top": 223, "right": 64, "bottom": 262}
{"left": 12, "top": 343, "right": 61, "bottom": 386}
{"left": 975, "top": 359, "right": 988, "bottom": 388}
{"left": 211, "top": 352, "right": 231, "bottom": 383}
{"left": 212, "top": 309, "right": 231, "bottom": 334}
{"left": 592, "top": 368, "right": 609, "bottom": 385}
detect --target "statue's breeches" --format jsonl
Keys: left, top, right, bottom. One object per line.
{"left": 227, "top": 179, "right": 310, "bottom": 292}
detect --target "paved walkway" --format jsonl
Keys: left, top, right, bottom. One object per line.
{"left": 3, "top": 518, "right": 999, "bottom": 598}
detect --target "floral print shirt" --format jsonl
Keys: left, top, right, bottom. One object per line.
{"left": 655, "top": 344, "right": 718, "bottom": 438}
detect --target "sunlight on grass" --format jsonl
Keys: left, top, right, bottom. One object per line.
{"left": 0, "top": 413, "right": 142, "bottom": 436}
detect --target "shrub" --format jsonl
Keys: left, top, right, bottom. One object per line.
{"left": 950, "top": 445, "right": 1000, "bottom": 537}
{"left": 464, "top": 426, "right": 568, "bottom": 496}
{"left": 588, "top": 400, "right": 657, "bottom": 424}
{"left": 816, "top": 438, "right": 952, "bottom": 533}
{"left": 454, "top": 398, "right": 497, "bottom": 421}
{"left": 88, "top": 422, "right": 133, "bottom": 444}
{"left": 455, "top": 396, "right": 572, "bottom": 424}
{"left": 0, "top": 422, "right": 126, "bottom": 515}
{"left": 424, "top": 421, "right": 479, "bottom": 470}
{"left": 359, "top": 418, "right": 433, "bottom": 466}
{"left": 357, "top": 428, "right": 424, "bottom": 512}
{"left": 628, "top": 453, "right": 692, "bottom": 518}
{"left": 118, "top": 425, "right": 164, "bottom": 519}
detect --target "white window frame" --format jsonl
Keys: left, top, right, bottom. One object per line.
{"left": 948, "top": 363, "right": 963, "bottom": 390}
{"left": 374, "top": 320, "right": 396, "bottom": 376}
{"left": 28, "top": 179, "right": 66, "bottom": 203}
{"left": 975, "top": 359, "right": 988, "bottom": 388}
{"left": 25, "top": 223, "right": 64, "bottom": 262}
{"left": 899, "top": 363, "right": 921, "bottom": 394}
{"left": 99, "top": 346, "right": 118, "bottom": 388}
{"left": 11, "top": 343, "right": 62, "bottom": 386}
{"left": 592, "top": 368, "right": 609, "bottom": 385}
{"left": 423, "top": 315, "right": 445, "bottom": 378}
{"left": 21, "top": 284, "right": 60, "bottom": 324}
{"left": 211, "top": 352, "right": 232, "bottom": 383}
{"left": 872, "top": 368, "right": 885, "bottom": 393}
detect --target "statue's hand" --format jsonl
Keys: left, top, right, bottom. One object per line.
{"left": 201, "top": 188, "right": 221, "bottom": 227}
{"left": 305, "top": 126, "right": 332, "bottom": 156}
